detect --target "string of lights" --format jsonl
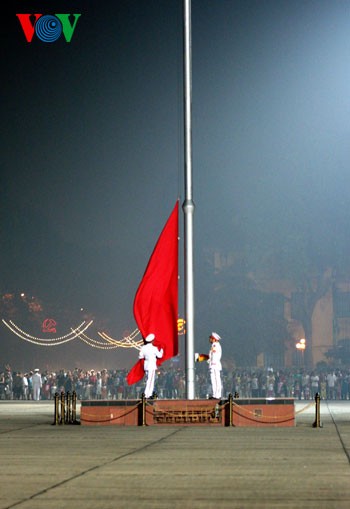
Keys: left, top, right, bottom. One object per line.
{"left": 99, "top": 329, "right": 142, "bottom": 348}
{"left": 75, "top": 332, "right": 133, "bottom": 350}
{"left": 1, "top": 320, "right": 94, "bottom": 346}
{"left": 1, "top": 319, "right": 142, "bottom": 349}
{"left": 3, "top": 320, "right": 92, "bottom": 341}
{"left": 76, "top": 330, "right": 142, "bottom": 350}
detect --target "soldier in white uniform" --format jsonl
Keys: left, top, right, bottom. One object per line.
{"left": 31, "top": 368, "right": 43, "bottom": 401}
{"left": 208, "top": 332, "right": 222, "bottom": 399}
{"left": 195, "top": 332, "right": 223, "bottom": 399}
{"left": 138, "top": 333, "right": 163, "bottom": 398}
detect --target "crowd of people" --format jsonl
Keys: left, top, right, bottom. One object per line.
{"left": 1, "top": 364, "right": 350, "bottom": 401}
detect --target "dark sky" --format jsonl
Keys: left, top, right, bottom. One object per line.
{"left": 2, "top": 0, "right": 350, "bottom": 370}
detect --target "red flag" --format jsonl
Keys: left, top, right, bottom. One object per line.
{"left": 127, "top": 201, "right": 179, "bottom": 385}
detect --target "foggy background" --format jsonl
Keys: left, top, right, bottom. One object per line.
{"left": 2, "top": 0, "right": 350, "bottom": 371}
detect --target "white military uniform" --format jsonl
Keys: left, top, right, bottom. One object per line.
{"left": 32, "top": 369, "right": 42, "bottom": 401}
{"left": 208, "top": 333, "right": 222, "bottom": 399}
{"left": 138, "top": 334, "right": 163, "bottom": 398}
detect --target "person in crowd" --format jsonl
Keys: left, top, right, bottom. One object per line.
{"left": 27, "top": 371, "right": 33, "bottom": 400}
{"left": 310, "top": 371, "right": 320, "bottom": 398}
{"left": 89, "top": 370, "right": 97, "bottom": 399}
{"left": 251, "top": 373, "right": 259, "bottom": 397}
{"left": 95, "top": 372, "right": 102, "bottom": 399}
{"left": 267, "top": 369, "right": 275, "bottom": 397}
{"left": 319, "top": 374, "right": 327, "bottom": 400}
{"left": 4, "top": 368, "right": 13, "bottom": 400}
{"left": 138, "top": 333, "right": 163, "bottom": 399}
{"left": 326, "top": 371, "right": 337, "bottom": 400}
{"left": 12, "top": 372, "right": 24, "bottom": 399}
{"left": 340, "top": 374, "right": 349, "bottom": 400}
{"left": 41, "top": 372, "right": 51, "bottom": 400}
{"left": 56, "top": 370, "right": 66, "bottom": 393}
{"left": 49, "top": 373, "right": 57, "bottom": 400}
{"left": 101, "top": 369, "right": 108, "bottom": 399}
{"left": 301, "top": 371, "right": 310, "bottom": 399}
{"left": 22, "top": 373, "right": 29, "bottom": 400}
{"left": 31, "top": 368, "right": 42, "bottom": 401}
{"left": 64, "top": 371, "right": 74, "bottom": 395}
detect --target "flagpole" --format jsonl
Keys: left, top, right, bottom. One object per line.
{"left": 183, "top": 0, "right": 195, "bottom": 400}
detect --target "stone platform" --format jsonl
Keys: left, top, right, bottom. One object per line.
{"left": 80, "top": 397, "right": 296, "bottom": 427}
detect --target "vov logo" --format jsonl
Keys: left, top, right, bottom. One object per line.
{"left": 16, "top": 14, "right": 81, "bottom": 43}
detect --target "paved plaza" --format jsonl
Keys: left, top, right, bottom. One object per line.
{"left": 0, "top": 400, "right": 350, "bottom": 509}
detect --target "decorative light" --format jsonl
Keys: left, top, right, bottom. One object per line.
{"left": 76, "top": 329, "right": 142, "bottom": 350}
{"left": 99, "top": 329, "right": 142, "bottom": 348}
{"left": 2, "top": 319, "right": 93, "bottom": 346}
{"left": 1, "top": 319, "right": 142, "bottom": 350}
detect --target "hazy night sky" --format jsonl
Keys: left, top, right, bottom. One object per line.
{"left": 2, "top": 0, "right": 350, "bottom": 370}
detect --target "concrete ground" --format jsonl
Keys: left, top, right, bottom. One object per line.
{"left": 0, "top": 400, "right": 349, "bottom": 509}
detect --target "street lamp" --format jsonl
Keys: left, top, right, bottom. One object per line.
{"left": 296, "top": 338, "right": 306, "bottom": 366}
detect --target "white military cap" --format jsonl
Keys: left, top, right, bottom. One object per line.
{"left": 211, "top": 332, "right": 221, "bottom": 341}
{"left": 145, "top": 333, "right": 155, "bottom": 342}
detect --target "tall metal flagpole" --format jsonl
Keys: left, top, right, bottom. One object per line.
{"left": 183, "top": 0, "right": 195, "bottom": 400}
